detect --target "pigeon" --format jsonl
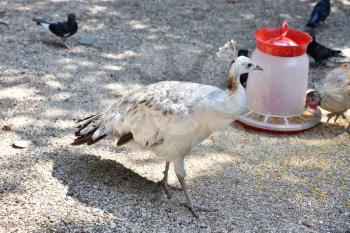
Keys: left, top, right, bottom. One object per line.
{"left": 72, "top": 40, "right": 263, "bottom": 217}
{"left": 33, "top": 13, "right": 78, "bottom": 48}
{"left": 306, "top": 0, "right": 331, "bottom": 28}
{"left": 307, "top": 34, "right": 344, "bottom": 64}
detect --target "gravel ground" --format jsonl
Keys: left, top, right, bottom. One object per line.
{"left": 1, "top": 0, "right": 350, "bottom": 232}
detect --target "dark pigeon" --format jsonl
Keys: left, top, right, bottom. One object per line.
{"left": 33, "top": 13, "right": 78, "bottom": 39}
{"left": 307, "top": 34, "right": 344, "bottom": 63}
{"left": 306, "top": 0, "right": 331, "bottom": 28}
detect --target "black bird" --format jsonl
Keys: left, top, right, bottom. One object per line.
{"left": 306, "top": 0, "right": 330, "bottom": 28}
{"left": 237, "top": 49, "right": 249, "bottom": 88}
{"left": 307, "top": 34, "right": 344, "bottom": 63}
{"left": 33, "top": 13, "right": 78, "bottom": 47}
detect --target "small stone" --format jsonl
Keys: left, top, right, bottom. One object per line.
{"left": 164, "top": 208, "right": 173, "bottom": 213}
{"left": 302, "top": 219, "right": 312, "bottom": 228}
{"left": 12, "top": 140, "right": 32, "bottom": 148}
{"left": 2, "top": 123, "right": 11, "bottom": 131}
{"left": 15, "top": 196, "right": 25, "bottom": 204}
{"left": 79, "top": 36, "right": 96, "bottom": 46}
{"left": 110, "top": 221, "right": 117, "bottom": 229}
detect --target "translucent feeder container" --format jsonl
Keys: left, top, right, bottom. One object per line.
{"left": 237, "top": 22, "right": 321, "bottom": 133}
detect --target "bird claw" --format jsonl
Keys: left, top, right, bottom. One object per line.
{"left": 326, "top": 112, "right": 345, "bottom": 123}
{"left": 62, "top": 42, "right": 71, "bottom": 50}
{"left": 326, "top": 113, "right": 333, "bottom": 123}
{"left": 180, "top": 203, "right": 219, "bottom": 218}
{"left": 60, "top": 39, "right": 73, "bottom": 50}
{"left": 155, "top": 181, "right": 181, "bottom": 199}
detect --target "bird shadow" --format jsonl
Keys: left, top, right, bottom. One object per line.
{"left": 51, "top": 151, "right": 171, "bottom": 216}
{"left": 41, "top": 39, "right": 69, "bottom": 49}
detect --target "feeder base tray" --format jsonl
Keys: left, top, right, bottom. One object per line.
{"left": 236, "top": 108, "right": 321, "bottom": 134}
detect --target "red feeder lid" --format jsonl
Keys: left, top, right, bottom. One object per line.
{"left": 255, "top": 22, "right": 312, "bottom": 57}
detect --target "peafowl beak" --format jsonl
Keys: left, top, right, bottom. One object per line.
{"left": 254, "top": 65, "right": 263, "bottom": 71}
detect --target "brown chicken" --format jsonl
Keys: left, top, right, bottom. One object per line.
{"left": 306, "top": 64, "right": 350, "bottom": 134}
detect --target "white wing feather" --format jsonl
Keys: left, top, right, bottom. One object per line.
{"left": 39, "top": 22, "right": 50, "bottom": 31}
{"left": 90, "top": 81, "right": 240, "bottom": 148}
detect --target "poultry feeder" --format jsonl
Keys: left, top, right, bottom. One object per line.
{"left": 237, "top": 22, "right": 321, "bottom": 133}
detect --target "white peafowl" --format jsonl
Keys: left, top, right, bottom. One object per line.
{"left": 72, "top": 40, "right": 263, "bottom": 217}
